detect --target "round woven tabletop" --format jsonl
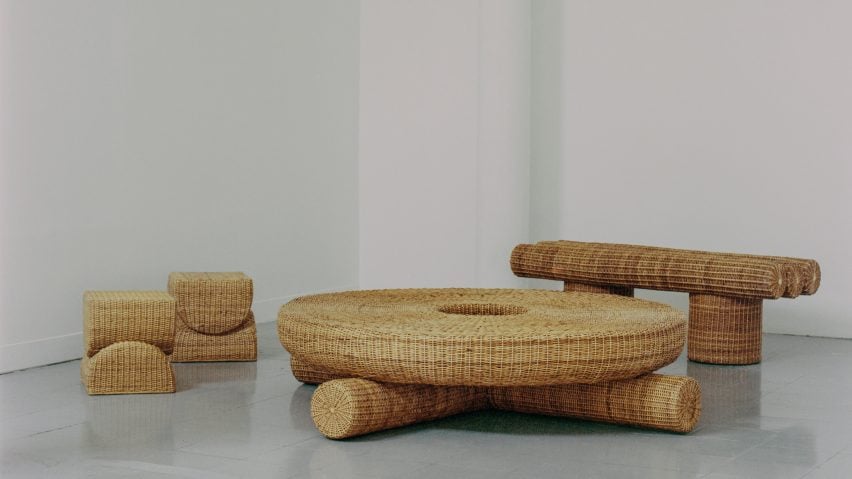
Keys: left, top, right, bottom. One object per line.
{"left": 278, "top": 288, "right": 686, "bottom": 387}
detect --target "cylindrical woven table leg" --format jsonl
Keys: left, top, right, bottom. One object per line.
{"left": 688, "top": 294, "right": 762, "bottom": 365}
{"left": 311, "top": 378, "right": 489, "bottom": 439}
{"left": 489, "top": 374, "right": 700, "bottom": 433}
{"left": 306, "top": 370, "right": 701, "bottom": 438}
{"left": 563, "top": 282, "right": 634, "bottom": 297}
{"left": 291, "top": 356, "right": 338, "bottom": 384}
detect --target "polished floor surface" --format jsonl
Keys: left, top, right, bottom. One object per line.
{"left": 2, "top": 321, "right": 852, "bottom": 478}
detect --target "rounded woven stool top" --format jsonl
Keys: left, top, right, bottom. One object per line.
{"left": 278, "top": 288, "right": 686, "bottom": 387}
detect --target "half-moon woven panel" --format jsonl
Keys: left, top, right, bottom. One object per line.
{"left": 512, "top": 241, "right": 786, "bottom": 299}
{"left": 171, "top": 311, "right": 257, "bottom": 362}
{"left": 81, "top": 341, "right": 175, "bottom": 395}
{"left": 167, "top": 272, "right": 253, "bottom": 334}
{"left": 279, "top": 289, "right": 686, "bottom": 387}
{"left": 83, "top": 291, "right": 175, "bottom": 357}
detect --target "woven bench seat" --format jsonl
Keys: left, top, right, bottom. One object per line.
{"left": 511, "top": 240, "right": 821, "bottom": 364}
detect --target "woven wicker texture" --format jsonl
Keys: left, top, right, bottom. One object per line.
{"left": 512, "top": 241, "right": 787, "bottom": 299}
{"left": 83, "top": 291, "right": 175, "bottom": 357}
{"left": 279, "top": 289, "right": 686, "bottom": 387}
{"left": 291, "top": 357, "right": 337, "bottom": 385}
{"left": 311, "top": 379, "right": 489, "bottom": 439}
{"left": 488, "top": 374, "right": 701, "bottom": 434}
{"left": 81, "top": 341, "right": 175, "bottom": 395}
{"left": 310, "top": 375, "right": 700, "bottom": 439}
{"left": 688, "top": 294, "right": 762, "bottom": 365}
{"left": 563, "top": 282, "right": 634, "bottom": 297}
{"left": 168, "top": 272, "right": 253, "bottom": 334}
{"left": 171, "top": 311, "right": 257, "bottom": 362}
{"left": 766, "top": 257, "right": 819, "bottom": 296}
{"left": 524, "top": 240, "right": 820, "bottom": 299}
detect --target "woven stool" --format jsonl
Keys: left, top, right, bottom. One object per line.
{"left": 279, "top": 288, "right": 701, "bottom": 438}
{"left": 168, "top": 272, "right": 256, "bottom": 362}
{"left": 81, "top": 291, "right": 176, "bottom": 395}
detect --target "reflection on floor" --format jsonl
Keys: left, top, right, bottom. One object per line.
{"left": 2, "top": 321, "right": 852, "bottom": 478}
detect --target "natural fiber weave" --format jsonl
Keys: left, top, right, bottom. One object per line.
{"left": 291, "top": 356, "right": 336, "bottom": 385}
{"left": 512, "top": 241, "right": 786, "bottom": 299}
{"left": 563, "top": 282, "right": 634, "bottom": 297}
{"left": 310, "top": 375, "right": 700, "bottom": 439}
{"left": 171, "top": 311, "right": 257, "bottom": 362}
{"left": 688, "top": 294, "right": 762, "bottom": 365}
{"left": 279, "top": 289, "right": 686, "bottom": 386}
{"left": 81, "top": 341, "right": 175, "bottom": 395}
{"left": 533, "top": 240, "right": 820, "bottom": 299}
{"left": 83, "top": 291, "right": 175, "bottom": 357}
{"left": 769, "top": 257, "right": 820, "bottom": 296}
{"left": 168, "top": 272, "right": 253, "bottom": 334}
{"left": 311, "top": 379, "right": 489, "bottom": 439}
{"left": 489, "top": 374, "right": 701, "bottom": 434}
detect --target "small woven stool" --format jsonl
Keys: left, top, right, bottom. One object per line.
{"left": 81, "top": 291, "right": 176, "bottom": 395}
{"left": 279, "top": 288, "right": 701, "bottom": 438}
{"left": 168, "top": 272, "right": 257, "bottom": 362}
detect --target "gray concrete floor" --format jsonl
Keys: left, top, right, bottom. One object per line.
{"left": 2, "top": 322, "right": 852, "bottom": 478}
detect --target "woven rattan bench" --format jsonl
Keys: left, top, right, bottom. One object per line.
{"left": 279, "top": 288, "right": 701, "bottom": 438}
{"left": 511, "top": 240, "right": 821, "bottom": 365}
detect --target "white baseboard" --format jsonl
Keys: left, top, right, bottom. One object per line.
{"left": 0, "top": 284, "right": 358, "bottom": 375}
{"left": 0, "top": 332, "right": 83, "bottom": 374}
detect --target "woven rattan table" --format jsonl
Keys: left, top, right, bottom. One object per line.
{"left": 279, "top": 288, "right": 701, "bottom": 438}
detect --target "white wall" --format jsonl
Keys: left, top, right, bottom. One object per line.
{"left": 0, "top": 0, "right": 360, "bottom": 373}
{"left": 531, "top": 0, "right": 852, "bottom": 337}
{"left": 359, "top": 0, "right": 530, "bottom": 289}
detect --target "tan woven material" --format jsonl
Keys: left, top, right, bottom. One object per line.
{"left": 171, "top": 311, "right": 257, "bottom": 362}
{"left": 512, "top": 241, "right": 787, "bottom": 299}
{"left": 291, "top": 357, "right": 336, "bottom": 385}
{"left": 83, "top": 291, "right": 175, "bottom": 357}
{"left": 532, "top": 240, "right": 821, "bottom": 299}
{"left": 279, "top": 289, "right": 686, "bottom": 386}
{"left": 688, "top": 294, "right": 762, "bottom": 365}
{"left": 794, "top": 258, "right": 820, "bottom": 295}
{"left": 168, "top": 272, "right": 253, "bottom": 334}
{"left": 771, "top": 257, "right": 820, "bottom": 296}
{"left": 310, "top": 375, "right": 700, "bottom": 439}
{"left": 81, "top": 341, "right": 175, "bottom": 395}
{"left": 489, "top": 374, "right": 701, "bottom": 434}
{"left": 311, "top": 379, "right": 489, "bottom": 439}
{"left": 563, "top": 282, "right": 634, "bottom": 297}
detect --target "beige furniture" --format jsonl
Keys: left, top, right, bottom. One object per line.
{"left": 81, "top": 291, "right": 176, "bottom": 395}
{"left": 511, "top": 240, "right": 820, "bottom": 365}
{"left": 279, "top": 288, "right": 701, "bottom": 439}
{"left": 168, "top": 272, "right": 257, "bottom": 362}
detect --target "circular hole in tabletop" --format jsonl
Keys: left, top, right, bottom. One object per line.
{"left": 437, "top": 303, "right": 528, "bottom": 316}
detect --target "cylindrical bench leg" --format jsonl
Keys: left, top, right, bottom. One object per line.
{"left": 489, "top": 374, "right": 700, "bottom": 434}
{"left": 311, "top": 379, "right": 489, "bottom": 439}
{"left": 563, "top": 282, "right": 634, "bottom": 297}
{"left": 688, "top": 294, "right": 763, "bottom": 365}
